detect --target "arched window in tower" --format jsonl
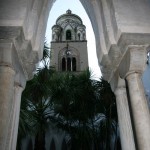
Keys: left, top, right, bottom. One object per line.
{"left": 72, "top": 57, "right": 76, "bottom": 71}
{"left": 67, "top": 57, "right": 71, "bottom": 71}
{"left": 62, "top": 45, "right": 77, "bottom": 72}
{"left": 62, "top": 57, "right": 76, "bottom": 71}
{"left": 78, "top": 33, "right": 80, "bottom": 40}
{"left": 62, "top": 57, "right": 66, "bottom": 71}
{"left": 50, "top": 138, "right": 56, "bottom": 150}
{"left": 66, "top": 30, "right": 72, "bottom": 40}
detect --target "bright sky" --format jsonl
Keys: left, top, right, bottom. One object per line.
{"left": 45, "top": 0, "right": 102, "bottom": 79}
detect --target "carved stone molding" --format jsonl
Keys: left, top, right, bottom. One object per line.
{"left": 0, "top": 26, "right": 39, "bottom": 80}
{"left": 119, "top": 45, "right": 147, "bottom": 79}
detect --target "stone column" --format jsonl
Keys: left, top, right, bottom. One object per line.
{"left": 12, "top": 83, "right": 24, "bottom": 150}
{"left": 119, "top": 46, "right": 150, "bottom": 150}
{"left": 0, "top": 66, "right": 15, "bottom": 150}
{"left": 0, "top": 42, "right": 27, "bottom": 150}
{"left": 115, "top": 82, "right": 135, "bottom": 150}
{"left": 126, "top": 72, "right": 150, "bottom": 150}
{"left": 111, "top": 74, "right": 136, "bottom": 150}
{"left": 6, "top": 83, "right": 24, "bottom": 150}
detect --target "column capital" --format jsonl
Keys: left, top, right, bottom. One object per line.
{"left": 0, "top": 27, "right": 39, "bottom": 80}
{"left": 119, "top": 45, "right": 147, "bottom": 79}
{"left": 0, "top": 42, "right": 26, "bottom": 87}
{"left": 110, "top": 70, "right": 126, "bottom": 93}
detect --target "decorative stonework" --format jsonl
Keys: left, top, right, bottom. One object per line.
{"left": 119, "top": 45, "right": 147, "bottom": 79}
{"left": 52, "top": 10, "right": 86, "bottom": 42}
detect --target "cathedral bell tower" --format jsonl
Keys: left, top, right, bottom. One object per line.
{"left": 50, "top": 10, "right": 88, "bottom": 72}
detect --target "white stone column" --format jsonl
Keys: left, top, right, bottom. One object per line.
{"left": 0, "top": 66, "right": 15, "bottom": 150}
{"left": 126, "top": 73, "right": 150, "bottom": 150}
{"left": 119, "top": 46, "right": 150, "bottom": 150}
{"left": 12, "top": 84, "right": 23, "bottom": 150}
{"left": 0, "top": 41, "right": 26, "bottom": 150}
{"left": 111, "top": 75, "right": 136, "bottom": 150}
{"left": 6, "top": 83, "right": 23, "bottom": 150}
{"left": 115, "top": 82, "right": 136, "bottom": 150}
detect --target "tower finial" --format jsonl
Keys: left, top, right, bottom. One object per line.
{"left": 66, "top": 9, "right": 72, "bottom": 14}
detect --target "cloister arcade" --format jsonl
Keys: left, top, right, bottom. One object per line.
{"left": 0, "top": 0, "right": 150, "bottom": 150}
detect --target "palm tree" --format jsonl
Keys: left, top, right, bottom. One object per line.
{"left": 33, "top": 99, "right": 52, "bottom": 150}
{"left": 48, "top": 70, "right": 118, "bottom": 150}
{"left": 17, "top": 41, "right": 55, "bottom": 150}
{"left": 48, "top": 70, "right": 93, "bottom": 149}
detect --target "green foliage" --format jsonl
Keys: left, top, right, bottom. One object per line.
{"left": 17, "top": 41, "right": 55, "bottom": 150}
{"left": 48, "top": 71, "right": 118, "bottom": 150}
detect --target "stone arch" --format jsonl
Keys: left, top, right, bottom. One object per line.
{"left": 0, "top": 0, "right": 110, "bottom": 80}
{"left": 1, "top": 0, "right": 150, "bottom": 79}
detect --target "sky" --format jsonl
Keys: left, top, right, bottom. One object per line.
{"left": 45, "top": 0, "right": 102, "bottom": 79}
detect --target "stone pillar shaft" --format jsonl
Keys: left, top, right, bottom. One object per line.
{"left": 0, "top": 66, "right": 15, "bottom": 150}
{"left": 126, "top": 73, "right": 150, "bottom": 150}
{"left": 115, "top": 86, "right": 136, "bottom": 150}
{"left": 12, "top": 84, "right": 23, "bottom": 150}
{"left": 6, "top": 84, "right": 23, "bottom": 150}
